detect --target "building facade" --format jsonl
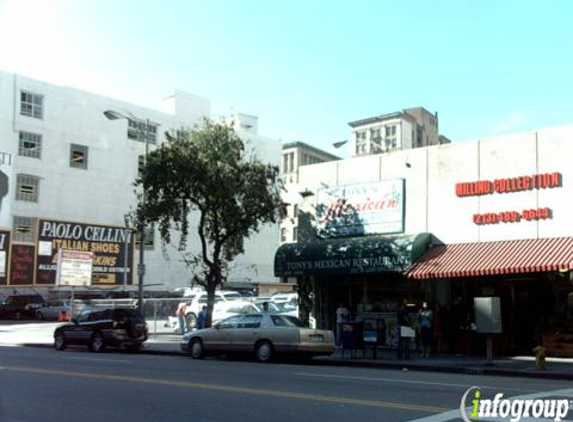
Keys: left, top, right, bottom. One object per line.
{"left": 0, "top": 70, "right": 281, "bottom": 297}
{"left": 276, "top": 125, "right": 573, "bottom": 356}
{"left": 348, "top": 107, "right": 450, "bottom": 157}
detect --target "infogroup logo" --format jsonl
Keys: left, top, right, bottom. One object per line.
{"left": 460, "top": 386, "right": 570, "bottom": 422}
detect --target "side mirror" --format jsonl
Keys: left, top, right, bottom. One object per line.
{"left": 214, "top": 324, "right": 220, "bottom": 330}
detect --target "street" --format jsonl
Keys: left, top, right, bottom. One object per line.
{"left": 1, "top": 345, "right": 572, "bottom": 422}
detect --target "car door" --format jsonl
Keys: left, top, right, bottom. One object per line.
{"left": 63, "top": 310, "right": 91, "bottom": 344}
{"left": 230, "top": 314, "right": 263, "bottom": 352}
{"left": 203, "top": 315, "right": 241, "bottom": 353}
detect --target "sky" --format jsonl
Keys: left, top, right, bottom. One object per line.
{"left": 1, "top": 0, "right": 572, "bottom": 154}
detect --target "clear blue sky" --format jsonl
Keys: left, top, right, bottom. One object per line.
{"left": 1, "top": 0, "right": 572, "bottom": 154}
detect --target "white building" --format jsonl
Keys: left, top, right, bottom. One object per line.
{"left": 275, "top": 125, "right": 573, "bottom": 355}
{"left": 0, "top": 70, "right": 281, "bottom": 295}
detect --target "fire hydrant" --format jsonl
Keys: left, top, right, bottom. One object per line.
{"left": 532, "top": 345, "right": 547, "bottom": 371}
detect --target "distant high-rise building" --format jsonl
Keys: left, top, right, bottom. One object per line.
{"left": 348, "top": 107, "right": 450, "bottom": 156}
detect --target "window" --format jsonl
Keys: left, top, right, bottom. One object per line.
{"left": 16, "top": 174, "right": 39, "bottom": 202}
{"left": 292, "top": 204, "right": 298, "bottom": 218}
{"left": 237, "top": 315, "right": 262, "bottom": 329}
{"left": 138, "top": 155, "right": 145, "bottom": 177}
{"left": 293, "top": 226, "right": 298, "bottom": 242}
{"left": 18, "top": 132, "right": 42, "bottom": 159}
{"left": 13, "top": 216, "right": 37, "bottom": 243}
{"left": 128, "top": 119, "right": 157, "bottom": 144}
{"left": 20, "top": 91, "right": 43, "bottom": 119}
{"left": 135, "top": 225, "right": 155, "bottom": 250}
{"left": 385, "top": 125, "right": 396, "bottom": 137}
{"left": 70, "top": 144, "right": 88, "bottom": 169}
{"left": 280, "top": 228, "right": 287, "bottom": 242}
{"left": 356, "top": 132, "right": 367, "bottom": 155}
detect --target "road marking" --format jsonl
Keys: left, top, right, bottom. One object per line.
{"left": 64, "top": 357, "right": 132, "bottom": 364}
{"left": 406, "top": 387, "right": 573, "bottom": 422}
{"left": 293, "top": 372, "right": 538, "bottom": 393}
{"left": 0, "top": 365, "right": 449, "bottom": 414}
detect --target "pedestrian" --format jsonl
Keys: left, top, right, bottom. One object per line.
{"left": 397, "top": 299, "right": 413, "bottom": 359}
{"left": 335, "top": 303, "right": 350, "bottom": 347}
{"left": 196, "top": 305, "right": 208, "bottom": 329}
{"left": 176, "top": 301, "right": 188, "bottom": 335}
{"left": 418, "top": 301, "right": 434, "bottom": 357}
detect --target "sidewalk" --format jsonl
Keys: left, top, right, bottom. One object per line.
{"left": 2, "top": 322, "right": 573, "bottom": 380}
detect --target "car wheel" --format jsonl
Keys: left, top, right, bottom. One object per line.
{"left": 54, "top": 331, "right": 67, "bottom": 351}
{"left": 186, "top": 313, "right": 197, "bottom": 330}
{"left": 190, "top": 338, "right": 205, "bottom": 359}
{"left": 89, "top": 332, "right": 106, "bottom": 353}
{"left": 255, "top": 340, "right": 273, "bottom": 363}
{"left": 37, "top": 311, "right": 44, "bottom": 321}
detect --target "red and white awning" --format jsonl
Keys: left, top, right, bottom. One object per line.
{"left": 406, "top": 237, "right": 573, "bottom": 279}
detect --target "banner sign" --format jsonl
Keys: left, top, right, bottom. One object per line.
{"left": 10, "top": 244, "right": 35, "bottom": 285}
{"left": 56, "top": 250, "right": 93, "bottom": 287}
{"left": 0, "top": 151, "right": 13, "bottom": 229}
{"left": 36, "top": 219, "right": 134, "bottom": 286}
{"left": 315, "top": 179, "right": 405, "bottom": 238}
{"left": 0, "top": 230, "right": 10, "bottom": 284}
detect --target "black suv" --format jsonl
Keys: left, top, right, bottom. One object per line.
{"left": 0, "top": 294, "right": 46, "bottom": 320}
{"left": 54, "top": 308, "right": 148, "bottom": 352}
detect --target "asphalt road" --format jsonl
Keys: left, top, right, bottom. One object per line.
{"left": 0, "top": 345, "right": 572, "bottom": 422}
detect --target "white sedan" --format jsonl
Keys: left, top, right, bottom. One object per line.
{"left": 180, "top": 313, "right": 335, "bottom": 362}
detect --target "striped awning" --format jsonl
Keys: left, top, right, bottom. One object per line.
{"left": 406, "top": 237, "right": 573, "bottom": 279}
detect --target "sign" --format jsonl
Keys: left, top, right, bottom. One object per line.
{"left": 0, "top": 230, "right": 10, "bottom": 284}
{"left": 0, "top": 151, "right": 13, "bottom": 229}
{"left": 9, "top": 244, "right": 35, "bottom": 285}
{"left": 56, "top": 250, "right": 93, "bottom": 287}
{"left": 36, "top": 219, "right": 134, "bottom": 286}
{"left": 456, "top": 172, "right": 561, "bottom": 197}
{"left": 315, "top": 180, "right": 405, "bottom": 238}
{"left": 455, "top": 171, "right": 563, "bottom": 225}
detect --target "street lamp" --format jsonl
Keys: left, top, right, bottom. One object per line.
{"left": 104, "top": 109, "right": 159, "bottom": 312}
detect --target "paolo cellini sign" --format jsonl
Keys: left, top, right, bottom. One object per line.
{"left": 315, "top": 179, "right": 404, "bottom": 238}
{"left": 37, "top": 219, "right": 134, "bottom": 286}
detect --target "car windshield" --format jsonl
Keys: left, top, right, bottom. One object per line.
{"left": 270, "top": 315, "right": 304, "bottom": 327}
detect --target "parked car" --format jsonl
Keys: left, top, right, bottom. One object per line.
{"left": 54, "top": 307, "right": 148, "bottom": 352}
{"left": 183, "top": 291, "right": 243, "bottom": 328}
{"left": 36, "top": 299, "right": 87, "bottom": 321}
{"left": 0, "top": 294, "right": 46, "bottom": 320}
{"left": 180, "top": 313, "right": 335, "bottom": 362}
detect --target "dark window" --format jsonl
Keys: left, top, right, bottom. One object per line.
{"left": 70, "top": 144, "right": 88, "bottom": 169}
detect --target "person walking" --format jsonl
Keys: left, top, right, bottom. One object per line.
{"left": 418, "top": 302, "right": 434, "bottom": 357}
{"left": 397, "top": 299, "right": 413, "bottom": 359}
{"left": 196, "top": 305, "right": 208, "bottom": 329}
{"left": 176, "top": 301, "right": 188, "bottom": 335}
{"left": 335, "top": 303, "right": 350, "bottom": 347}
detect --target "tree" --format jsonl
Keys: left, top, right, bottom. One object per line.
{"left": 137, "top": 119, "right": 286, "bottom": 326}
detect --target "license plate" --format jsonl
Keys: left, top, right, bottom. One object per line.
{"left": 309, "top": 334, "right": 324, "bottom": 341}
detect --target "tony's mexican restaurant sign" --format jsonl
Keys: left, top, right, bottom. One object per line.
{"left": 36, "top": 219, "right": 134, "bottom": 285}
{"left": 316, "top": 179, "right": 404, "bottom": 238}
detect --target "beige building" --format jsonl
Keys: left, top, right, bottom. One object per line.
{"left": 349, "top": 107, "right": 449, "bottom": 156}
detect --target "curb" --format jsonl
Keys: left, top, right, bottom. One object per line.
{"left": 13, "top": 342, "right": 573, "bottom": 381}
